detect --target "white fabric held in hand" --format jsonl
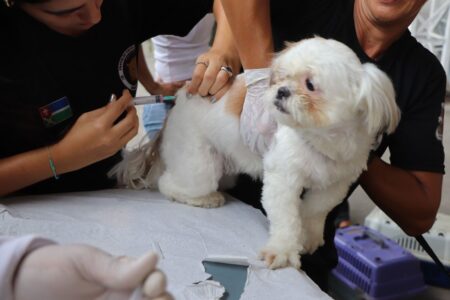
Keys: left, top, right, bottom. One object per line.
{"left": 241, "top": 68, "right": 277, "bottom": 156}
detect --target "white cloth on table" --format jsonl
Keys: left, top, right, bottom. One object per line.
{"left": 0, "top": 189, "right": 331, "bottom": 300}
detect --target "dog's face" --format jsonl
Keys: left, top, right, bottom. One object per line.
{"left": 265, "top": 37, "right": 400, "bottom": 136}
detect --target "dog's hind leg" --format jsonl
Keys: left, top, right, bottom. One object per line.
{"left": 158, "top": 137, "right": 225, "bottom": 208}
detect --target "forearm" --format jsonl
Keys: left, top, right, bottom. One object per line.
{"left": 0, "top": 92, "right": 137, "bottom": 197}
{"left": 0, "top": 147, "right": 57, "bottom": 196}
{"left": 359, "top": 156, "right": 442, "bottom": 236}
{"left": 137, "top": 45, "right": 158, "bottom": 93}
{"left": 212, "top": 0, "right": 241, "bottom": 72}
{"left": 0, "top": 141, "right": 82, "bottom": 197}
{"left": 220, "top": 0, "right": 273, "bottom": 69}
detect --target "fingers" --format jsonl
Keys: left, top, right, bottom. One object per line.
{"left": 188, "top": 59, "right": 210, "bottom": 95}
{"left": 72, "top": 90, "right": 137, "bottom": 157}
{"left": 165, "top": 81, "right": 185, "bottom": 95}
{"left": 213, "top": 80, "right": 233, "bottom": 101}
{"left": 89, "top": 250, "right": 159, "bottom": 290}
{"left": 173, "top": 81, "right": 185, "bottom": 88}
{"left": 113, "top": 104, "right": 139, "bottom": 143}
{"left": 142, "top": 270, "right": 167, "bottom": 298}
{"left": 102, "top": 89, "right": 133, "bottom": 125}
{"left": 154, "top": 82, "right": 185, "bottom": 96}
{"left": 119, "top": 126, "right": 139, "bottom": 147}
{"left": 187, "top": 55, "right": 234, "bottom": 97}
{"left": 197, "top": 59, "right": 222, "bottom": 96}
{"left": 208, "top": 69, "right": 232, "bottom": 96}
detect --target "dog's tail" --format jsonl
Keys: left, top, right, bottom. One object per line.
{"left": 108, "top": 131, "right": 164, "bottom": 190}
{"left": 358, "top": 63, "right": 401, "bottom": 136}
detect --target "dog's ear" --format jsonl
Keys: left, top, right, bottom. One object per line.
{"left": 357, "top": 63, "right": 401, "bottom": 136}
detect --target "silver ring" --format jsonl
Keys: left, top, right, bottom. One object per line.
{"left": 220, "top": 66, "right": 233, "bottom": 77}
{"left": 196, "top": 61, "right": 209, "bottom": 67}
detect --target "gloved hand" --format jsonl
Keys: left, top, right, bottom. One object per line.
{"left": 240, "top": 68, "right": 277, "bottom": 156}
{"left": 14, "top": 244, "right": 172, "bottom": 300}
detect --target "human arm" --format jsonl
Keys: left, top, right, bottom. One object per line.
{"left": 359, "top": 66, "right": 446, "bottom": 236}
{"left": 187, "top": 0, "right": 241, "bottom": 98}
{"left": 220, "top": 0, "right": 273, "bottom": 69}
{"left": 189, "top": 0, "right": 274, "bottom": 94}
{"left": 360, "top": 158, "right": 442, "bottom": 236}
{"left": 220, "top": 0, "right": 276, "bottom": 155}
{"left": 0, "top": 236, "right": 171, "bottom": 300}
{"left": 188, "top": 0, "right": 275, "bottom": 154}
{"left": 137, "top": 45, "right": 184, "bottom": 96}
{"left": 0, "top": 90, "right": 138, "bottom": 197}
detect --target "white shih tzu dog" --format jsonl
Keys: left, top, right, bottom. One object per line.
{"left": 111, "top": 37, "right": 400, "bottom": 270}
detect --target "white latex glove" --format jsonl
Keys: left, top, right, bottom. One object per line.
{"left": 14, "top": 244, "right": 172, "bottom": 300}
{"left": 241, "top": 68, "right": 277, "bottom": 156}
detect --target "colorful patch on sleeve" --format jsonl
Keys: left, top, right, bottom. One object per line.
{"left": 39, "top": 96, "right": 73, "bottom": 128}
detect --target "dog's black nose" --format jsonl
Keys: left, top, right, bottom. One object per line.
{"left": 276, "top": 87, "right": 291, "bottom": 100}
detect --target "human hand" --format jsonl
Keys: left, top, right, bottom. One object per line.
{"left": 53, "top": 89, "right": 139, "bottom": 173}
{"left": 14, "top": 244, "right": 172, "bottom": 300}
{"left": 240, "top": 68, "right": 277, "bottom": 156}
{"left": 149, "top": 81, "right": 185, "bottom": 96}
{"left": 187, "top": 48, "right": 241, "bottom": 101}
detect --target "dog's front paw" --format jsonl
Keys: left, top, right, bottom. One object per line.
{"left": 259, "top": 245, "right": 301, "bottom": 270}
{"left": 183, "top": 192, "right": 225, "bottom": 208}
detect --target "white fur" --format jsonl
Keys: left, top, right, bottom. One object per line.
{"left": 113, "top": 37, "right": 400, "bottom": 270}
{"left": 157, "top": 89, "right": 262, "bottom": 207}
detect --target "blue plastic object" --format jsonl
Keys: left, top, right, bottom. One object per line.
{"left": 203, "top": 261, "right": 248, "bottom": 300}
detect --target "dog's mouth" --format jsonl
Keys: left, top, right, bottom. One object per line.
{"left": 274, "top": 99, "right": 288, "bottom": 114}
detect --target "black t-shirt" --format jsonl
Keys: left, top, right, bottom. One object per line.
{"left": 0, "top": 0, "right": 212, "bottom": 194}
{"left": 270, "top": 0, "right": 446, "bottom": 173}
{"left": 230, "top": 0, "right": 447, "bottom": 281}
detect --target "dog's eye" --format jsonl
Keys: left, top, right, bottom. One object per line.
{"left": 306, "top": 78, "right": 315, "bottom": 91}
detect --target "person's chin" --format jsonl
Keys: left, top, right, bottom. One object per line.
{"left": 377, "top": 0, "right": 401, "bottom": 5}
{"left": 57, "top": 25, "right": 94, "bottom": 37}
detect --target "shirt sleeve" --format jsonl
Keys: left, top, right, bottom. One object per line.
{"left": 388, "top": 57, "right": 446, "bottom": 173}
{"left": 0, "top": 235, "right": 56, "bottom": 300}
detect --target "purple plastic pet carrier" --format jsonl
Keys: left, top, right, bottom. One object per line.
{"left": 332, "top": 225, "right": 427, "bottom": 300}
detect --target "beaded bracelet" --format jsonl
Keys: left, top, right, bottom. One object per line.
{"left": 47, "top": 146, "right": 59, "bottom": 180}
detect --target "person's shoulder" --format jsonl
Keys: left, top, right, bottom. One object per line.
{"left": 391, "top": 33, "right": 447, "bottom": 112}
{"left": 400, "top": 33, "right": 446, "bottom": 79}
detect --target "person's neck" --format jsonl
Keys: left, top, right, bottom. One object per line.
{"left": 354, "top": 3, "right": 407, "bottom": 60}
